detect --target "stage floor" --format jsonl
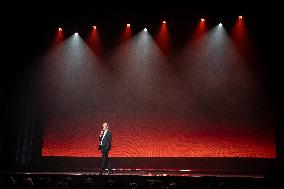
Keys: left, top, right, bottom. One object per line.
{"left": 1, "top": 169, "right": 265, "bottom": 178}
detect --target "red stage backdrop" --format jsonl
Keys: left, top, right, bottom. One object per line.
{"left": 41, "top": 26, "right": 276, "bottom": 158}
{"left": 42, "top": 115, "right": 275, "bottom": 157}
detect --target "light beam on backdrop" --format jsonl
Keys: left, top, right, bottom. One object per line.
{"left": 87, "top": 25, "right": 103, "bottom": 56}
{"left": 53, "top": 27, "right": 64, "bottom": 45}
{"left": 119, "top": 23, "right": 132, "bottom": 43}
{"left": 172, "top": 23, "right": 276, "bottom": 157}
{"left": 190, "top": 18, "right": 208, "bottom": 44}
{"left": 155, "top": 20, "right": 171, "bottom": 56}
{"left": 231, "top": 16, "right": 254, "bottom": 62}
{"left": 39, "top": 33, "right": 110, "bottom": 157}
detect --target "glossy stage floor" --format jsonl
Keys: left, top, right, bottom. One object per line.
{"left": 4, "top": 168, "right": 265, "bottom": 178}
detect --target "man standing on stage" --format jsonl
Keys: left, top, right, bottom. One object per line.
{"left": 98, "top": 122, "right": 112, "bottom": 175}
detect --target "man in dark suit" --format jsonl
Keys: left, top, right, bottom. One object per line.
{"left": 98, "top": 122, "right": 112, "bottom": 175}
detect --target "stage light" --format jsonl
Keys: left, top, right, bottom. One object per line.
{"left": 75, "top": 32, "right": 78, "bottom": 35}
{"left": 179, "top": 169, "right": 191, "bottom": 172}
{"left": 218, "top": 23, "right": 222, "bottom": 27}
{"left": 127, "top": 24, "right": 131, "bottom": 28}
{"left": 163, "top": 20, "right": 166, "bottom": 24}
{"left": 201, "top": 18, "right": 205, "bottom": 22}
{"left": 239, "top": 16, "right": 243, "bottom": 19}
{"left": 144, "top": 28, "right": 147, "bottom": 31}
{"left": 93, "top": 26, "right": 96, "bottom": 29}
{"left": 58, "top": 28, "right": 62, "bottom": 31}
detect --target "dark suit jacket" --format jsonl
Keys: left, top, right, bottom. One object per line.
{"left": 99, "top": 131, "right": 112, "bottom": 151}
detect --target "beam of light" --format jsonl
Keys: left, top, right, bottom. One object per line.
{"left": 53, "top": 27, "right": 64, "bottom": 45}
{"left": 231, "top": 15, "right": 254, "bottom": 62}
{"left": 181, "top": 17, "right": 208, "bottom": 59}
{"left": 190, "top": 17, "right": 208, "bottom": 42}
{"left": 40, "top": 34, "right": 106, "bottom": 158}
{"left": 86, "top": 25, "right": 103, "bottom": 56}
{"left": 173, "top": 24, "right": 276, "bottom": 159}
{"left": 119, "top": 23, "right": 133, "bottom": 43}
{"left": 218, "top": 23, "right": 222, "bottom": 27}
{"left": 155, "top": 19, "right": 171, "bottom": 56}
{"left": 75, "top": 32, "right": 79, "bottom": 36}
{"left": 144, "top": 28, "right": 147, "bottom": 32}
{"left": 112, "top": 29, "right": 169, "bottom": 82}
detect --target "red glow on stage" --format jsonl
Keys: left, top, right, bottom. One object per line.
{"left": 42, "top": 116, "right": 276, "bottom": 158}
{"left": 231, "top": 16, "right": 253, "bottom": 61}
{"left": 119, "top": 23, "right": 132, "bottom": 42}
{"left": 87, "top": 26, "right": 103, "bottom": 56}
{"left": 53, "top": 27, "right": 64, "bottom": 45}
{"left": 155, "top": 21, "right": 171, "bottom": 55}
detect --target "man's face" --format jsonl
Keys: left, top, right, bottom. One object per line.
{"left": 103, "top": 123, "right": 108, "bottom": 131}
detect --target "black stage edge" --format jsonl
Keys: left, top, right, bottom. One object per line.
{"left": 28, "top": 157, "right": 276, "bottom": 177}
{"left": 0, "top": 158, "right": 281, "bottom": 188}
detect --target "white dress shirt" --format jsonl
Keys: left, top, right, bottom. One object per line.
{"left": 100, "top": 129, "right": 108, "bottom": 145}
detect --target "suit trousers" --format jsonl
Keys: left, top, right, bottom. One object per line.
{"left": 101, "top": 149, "right": 111, "bottom": 171}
